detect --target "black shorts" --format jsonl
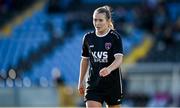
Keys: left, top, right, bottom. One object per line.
{"left": 84, "top": 89, "right": 123, "bottom": 105}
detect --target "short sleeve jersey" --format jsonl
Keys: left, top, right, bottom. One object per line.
{"left": 81, "top": 29, "right": 123, "bottom": 92}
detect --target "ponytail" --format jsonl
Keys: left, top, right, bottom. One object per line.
{"left": 109, "top": 21, "right": 114, "bottom": 30}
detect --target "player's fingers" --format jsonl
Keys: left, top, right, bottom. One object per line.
{"left": 100, "top": 71, "right": 105, "bottom": 76}
{"left": 99, "top": 68, "right": 106, "bottom": 76}
{"left": 101, "top": 71, "right": 104, "bottom": 76}
{"left": 102, "top": 70, "right": 110, "bottom": 77}
{"left": 79, "top": 91, "right": 84, "bottom": 96}
{"left": 99, "top": 72, "right": 103, "bottom": 76}
{"left": 102, "top": 73, "right": 107, "bottom": 77}
{"left": 79, "top": 87, "right": 84, "bottom": 96}
{"left": 99, "top": 71, "right": 103, "bottom": 76}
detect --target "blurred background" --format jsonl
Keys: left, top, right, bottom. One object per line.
{"left": 0, "top": 0, "right": 180, "bottom": 107}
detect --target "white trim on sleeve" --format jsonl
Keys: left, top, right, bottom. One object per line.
{"left": 81, "top": 56, "right": 90, "bottom": 59}
{"left": 114, "top": 53, "right": 123, "bottom": 57}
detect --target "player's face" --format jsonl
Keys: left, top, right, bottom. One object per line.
{"left": 93, "top": 12, "right": 109, "bottom": 34}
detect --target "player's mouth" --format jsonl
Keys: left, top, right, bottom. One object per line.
{"left": 96, "top": 27, "right": 101, "bottom": 30}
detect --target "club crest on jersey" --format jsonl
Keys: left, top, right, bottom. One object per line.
{"left": 105, "top": 42, "right": 112, "bottom": 50}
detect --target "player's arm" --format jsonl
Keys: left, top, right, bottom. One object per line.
{"left": 108, "top": 54, "right": 123, "bottom": 71}
{"left": 78, "top": 34, "right": 90, "bottom": 95}
{"left": 78, "top": 57, "right": 89, "bottom": 96}
{"left": 99, "top": 54, "right": 123, "bottom": 77}
{"left": 79, "top": 57, "right": 89, "bottom": 84}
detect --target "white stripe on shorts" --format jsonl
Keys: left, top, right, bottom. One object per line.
{"left": 119, "top": 68, "right": 123, "bottom": 94}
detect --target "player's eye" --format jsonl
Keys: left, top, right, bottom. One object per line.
{"left": 99, "top": 19, "right": 103, "bottom": 22}
{"left": 93, "top": 19, "right": 97, "bottom": 22}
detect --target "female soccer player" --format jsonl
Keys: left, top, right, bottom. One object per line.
{"left": 78, "top": 5, "right": 123, "bottom": 108}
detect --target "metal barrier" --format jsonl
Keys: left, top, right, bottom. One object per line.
{"left": 122, "top": 63, "right": 180, "bottom": 105}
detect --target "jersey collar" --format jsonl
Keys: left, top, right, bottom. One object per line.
{"left": 96, "top": 29, "right": 111, "bottom": 37}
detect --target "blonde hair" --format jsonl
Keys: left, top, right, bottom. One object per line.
{"left": 94, "top": 5, "right": 114, "bottom": 30}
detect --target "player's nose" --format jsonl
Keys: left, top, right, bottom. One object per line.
{"left": 95, "top": 21, "right": 101, "bottom": 26}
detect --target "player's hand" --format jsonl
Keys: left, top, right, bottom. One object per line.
{"left": 99, "top": 67, "right": 111, "bottom": 77}
{"left": 78, "top": 82, "right": 85, "bottom": 96}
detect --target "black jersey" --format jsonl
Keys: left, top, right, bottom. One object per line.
{"left": 81, "top": 29, "right": 123, "bottom": 94}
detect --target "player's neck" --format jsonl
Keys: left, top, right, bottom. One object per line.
{"left": 96, "top": 28, "right": 110, "bottom": 37}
